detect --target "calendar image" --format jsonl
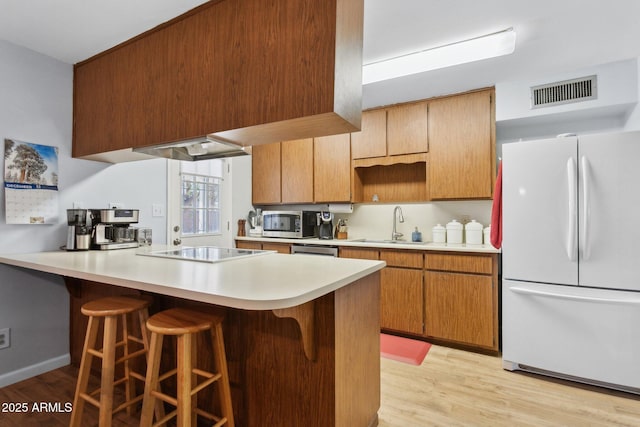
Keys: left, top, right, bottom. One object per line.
{"left": 4, "top": 138, "right": 59, "bottom": 224}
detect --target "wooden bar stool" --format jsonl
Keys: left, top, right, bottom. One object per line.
{"left": 140, "top": 307, "right": 234, "bottom": 427}
{"left": 70, "top": 296, "right": 151, "bottom": 427}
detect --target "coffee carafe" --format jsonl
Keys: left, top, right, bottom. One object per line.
{"left": 317, "top": 211, "right": 334, "bottom": 240}
{"left": 66, "top": 209, "right": 90, "bottom": 251}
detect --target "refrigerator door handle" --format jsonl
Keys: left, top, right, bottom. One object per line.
{"left": 510, "top": 286, "right": 640, "bottom": 305}
{"left": 567, "top": 157, "right": 577, "bottom": 261}
{"left": 581, "top": 156, "right": 591, "bottom": 260}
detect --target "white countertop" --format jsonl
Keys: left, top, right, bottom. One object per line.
{"left": 0, "top": 246, "right": 385, "bottom": 310}
{"left": 237, "top": 236, "right": 501, "bottom": 254}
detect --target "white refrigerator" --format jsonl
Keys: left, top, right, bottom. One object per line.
{"left": 502, "top": 130, "right": 640, "bottom": 393}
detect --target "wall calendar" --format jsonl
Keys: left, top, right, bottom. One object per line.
{"left": 3, "top": 138, "right": 59, "bottom": 224}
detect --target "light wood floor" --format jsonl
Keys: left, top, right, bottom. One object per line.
{"left": 378, "top": 345, "right": 640, "bottom": 427}
{"left": 1, "top": 344, "right": 639, "bottom": 426}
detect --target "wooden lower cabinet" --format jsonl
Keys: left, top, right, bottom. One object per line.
{"left": 236, "top": 240, "right": 291, "bottom": 254}
{"left": 424, "top": 271, "right": 495, "bottom": 349}
{"left": 380, "top": 267, "right": 423, "bottom": 334}
{"left": 262, "top": 243, "right": 500, "bottom": 353}
{"left": 261, "top": 242, "right": 291, "bottom": 254}
{"left": 236, "top": 240, "right": 263, "bottom": 250}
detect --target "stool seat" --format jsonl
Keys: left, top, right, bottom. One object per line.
{"left": 81, "top": 296, "right": 150, "bottom": 317}
{"left": 140, "top": 308, "right": 234, "bottom": 427}
{"left": 146, "top": 307, "right": 223, "bottom": 335}
{"left": 70, "top": 296, "right": 151, "bottom": 427}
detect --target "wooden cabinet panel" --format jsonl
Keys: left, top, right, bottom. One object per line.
{"left": 252, "top": 143, "right": 281, "bottom": 204}
{"left": 235, "top": 240, "right": 291, "bottom": 254}
{"left": 281, "top": 138, "right": 314, "bottom": 204}
{"left": 424, "top": 271, "right": 495, "bottom": 348}
{"left": 380, "top": 250, "right": 423, "bottom": 269}
{"left": 428, "top": 89, "right": 495, "bottom": 199}
{"left": 236, "top": 241, "right": 263, "bottom": 250}
{"left": 261, "top": 242, "right": 291, "bottom": 254}
{"left": 73, "top": 0, "right": 364, "bottom": 160}
{"left": 314, "top": 134, "right": 351, "bottom": 202}
{"left": 425, "top": 253, "right": 493, "bottom": 275}
{"left": 381, "top": 268, "right": 423, "bottom": 334}
{"left": 387, "top": 102, "right": 428, "bottom": 156}
{"left": 351, "top": 109, "right": 387, "bottom": 159}
{"left": 339, "top": 247, "right": 379, "bottom": 260}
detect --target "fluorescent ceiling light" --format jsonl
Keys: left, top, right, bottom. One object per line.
{"left": 363, "top": 27, "right": 516, "bottom": 84}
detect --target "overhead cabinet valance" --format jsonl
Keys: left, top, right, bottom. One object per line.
{"left": 73, "top": 0, "right": 364, "bottom": 162}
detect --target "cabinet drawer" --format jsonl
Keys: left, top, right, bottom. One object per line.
{"left": 262, "top": 242, "right": 291, "bottom": 254}
{"left": 339, "top": 247, "right": 379, "bottom": 260}
{"left": 425, "top": 253, "right": 493, "bottom": 275}
{"left": 380, "top": 250, "right": 423, "bottom": 268}
{"left": 236, "top": 241, "right": 262, "bottom": 251}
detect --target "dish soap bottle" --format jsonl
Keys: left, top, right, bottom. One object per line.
{"left": 412, "top": 227, "right": 422, "bottom": 242}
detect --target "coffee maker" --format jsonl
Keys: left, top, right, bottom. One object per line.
{"left": 66, "top": 209, "right": 90, "bottom": 251}
{"left": 89, "top": 209, "right": 140, "bottom": 250}
{"left": 317, "top": 211, "right": 334, "bottom": 240}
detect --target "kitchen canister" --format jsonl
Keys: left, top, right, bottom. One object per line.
{"left": 483, "top": 226, "right": 491, "bottom": 246}
{"left": 446, "top": 220, "right": 463, "bottom": 245}
{"left": 432, "top": 224, "right": 446, "bottom": 244}
{"left": 465, "top": 220, "right": 483, "bottom": 245}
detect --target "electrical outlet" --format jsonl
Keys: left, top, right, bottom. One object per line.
{"left": 152, "top": 204, "right": 165, "bottom": 217}
{"left": 0, "top": 328, "right": 10, "bottom": 350}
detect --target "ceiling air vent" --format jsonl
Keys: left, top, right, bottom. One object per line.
{"left": 530, "top": 75, "right": 597, "bottom": 109}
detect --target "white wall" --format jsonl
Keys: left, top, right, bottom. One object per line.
{"left": 495, "top": 57, "right": 640, "bottom": 159}
{"left": 0, "top": 40, "right": 168, "bottom": 386}
{"left": 230, "top": 156, "right": 253, "bottom": 239}
{"left": 624, "top": 58, "right": 640, "bottom": 131}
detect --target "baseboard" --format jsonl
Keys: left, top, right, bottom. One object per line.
{"left": 0, "top": 353, "right": 70, "bottom": 388}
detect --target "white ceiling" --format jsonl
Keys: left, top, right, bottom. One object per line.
{"left": 1, "top": 0, "right": 640, "bottom": 108}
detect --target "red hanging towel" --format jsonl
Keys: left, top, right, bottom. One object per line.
{"left": 490, "top": 160, "right": 502, "bottom": 249}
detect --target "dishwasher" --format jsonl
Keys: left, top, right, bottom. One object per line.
{"left": 291, "top": 244, "right": 339, "bottom": 257}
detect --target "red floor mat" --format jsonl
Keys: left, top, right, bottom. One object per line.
{"left": 380, "top": 333, "right": 431, "bottom": 365}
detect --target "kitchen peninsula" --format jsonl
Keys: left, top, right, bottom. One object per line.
{"left": 0, "top": 247, "right": 385, "bottom": 427}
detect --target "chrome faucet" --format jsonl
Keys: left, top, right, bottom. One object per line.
{"left": 392, "top": 206, "right": 405, "bottom": 240}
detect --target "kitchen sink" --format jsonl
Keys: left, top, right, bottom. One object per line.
{"left": 349, "top": 239, "right": 430, "bottom": 245}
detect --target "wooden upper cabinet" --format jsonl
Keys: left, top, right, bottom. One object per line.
{"left": 351, "top": 109, "right": 387, "bottom": 159}
{"left": 314, "top": 134, "right": 351, "bottom": 202}
{"left": 428, "top": 89, "right": 495, "bottom": 199}
{"left": 252, "top": 143, "right": 281, "bottom": 205}
{"left": 73, "top": 0, "right": 364, "bottom": 162}
{"left": 386, "top": 102, "right": 428, "bottom": 156}
{"left": 281, "top": 139, "right": 314, "bottom": 204}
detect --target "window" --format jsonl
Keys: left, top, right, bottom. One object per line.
{"left": 180, "top": 160, "right": 223, "bottom": 236}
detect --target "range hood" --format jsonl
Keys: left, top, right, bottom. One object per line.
{"left": 133, "top": 136, "right": 251, "bottom": 161}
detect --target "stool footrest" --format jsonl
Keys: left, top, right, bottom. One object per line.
{"left": 112, "top": 393, "right": 144, "bottom": 414}
{"left": 191, "top": 371, "right": 222, "bottom": 397}
{"left": 150, "top": 389, "right": 178, "bottom": 407}
{"left": 154, "top": 408, "right": 177, "bottom": 426}
{"left": 127, "top": 334, "right": 145, "bottom": 345}
{"left": 195, "top": 407, "right": 226, "bottom": 425}
{"left": 115, "top": 347, "right": 147, "bottom": 365}
{"left": 129, "top": 371, "right": 146, "bottom": 383}
{"left": 79, "top": 392, "right": 101, "bottom": 409}
{"left": 158, "top": 367, "right": 177, "bottom": 383}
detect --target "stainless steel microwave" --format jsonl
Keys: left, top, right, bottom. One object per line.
{"left": 262, "top": 210, "right": 318, "bottom": 238}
